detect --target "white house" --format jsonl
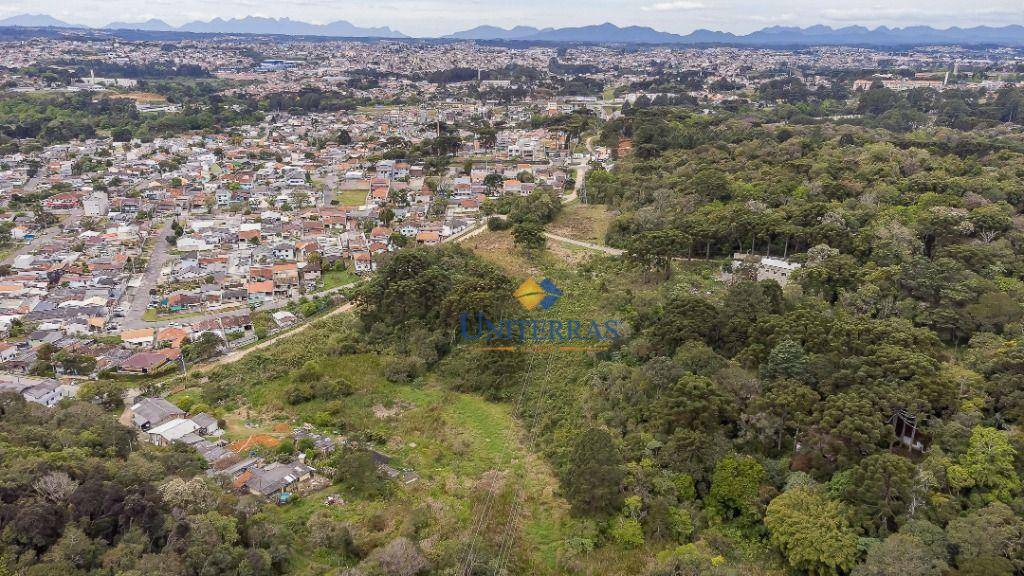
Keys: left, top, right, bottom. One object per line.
{"left": 147, "top": 418, "right": 199, "bottom": 446}
{"left": 730, "top": 253, "right": 802, "bottom": 286}
{"left": 0, "top": 374, "right": 74, "bottom": 407}
{"left": 120, "top": 328, "right": 156, "bottom": 349}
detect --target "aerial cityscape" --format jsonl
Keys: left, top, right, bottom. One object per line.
{"left": 0, "top": 3, "right": 1023, "bottom": 575}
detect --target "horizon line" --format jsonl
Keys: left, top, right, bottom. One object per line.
{"left": 3, "top": 13, "right": 1024, "bottom": 40}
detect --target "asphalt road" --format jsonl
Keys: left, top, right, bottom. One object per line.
{"left": 122, "top": 218, "right": 174, "bottom": 327}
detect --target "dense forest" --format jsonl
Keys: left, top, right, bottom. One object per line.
{"left": 33, "top": 60, "right": 212, "bottom": 80}
{"left": 257, "top": 88, "right": 369, "bottom": 114}
{"left": 347, "top": 99, "right": 1024, "bottom": 573}
{"left": 0, "top": 91, "right": 261, "bottom": 149}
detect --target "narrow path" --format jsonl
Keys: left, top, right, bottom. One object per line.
{"left": 206, "top": 302, "right": 355, "bottom": 368}
{"left": 159, "top": 302, "right": 357, "bottom": 395}
{"left": 448, "top": 222, "right": 488, "bottom": 244}
{"left": 542, "top": 232, "right": 624, "bottom": 255}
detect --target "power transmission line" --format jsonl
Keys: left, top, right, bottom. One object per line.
{"left": 459, "top": 352, "right": 540, "bottom": 576}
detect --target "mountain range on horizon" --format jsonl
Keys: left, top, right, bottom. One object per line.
{"left": 3, "top": 13, "right": 1024, "bottom": 46}
{"left": 0, "top": 14, "right": 86, "bottom": 29}
{"left": 444, "top": 25, "right": 554, "bottom": 40}
{"left": 468, "top": 22, "right": 1024, "bottom": 46}
{"left": 0, "top": 14, "right": 408, "bottom": 39}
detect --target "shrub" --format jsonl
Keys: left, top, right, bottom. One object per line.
{"left": 384, "top": 357, "right": 426, "bottom": 383}
{"left": 487, "top": 216, "right": 510, "bottom": 231}
{"left": 609, "top": 516, "right": 644, "bottom": 548}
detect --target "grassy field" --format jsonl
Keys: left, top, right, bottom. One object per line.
{"left": 113, "top": 91, "right": 169, "bottom": 103}
{"left": 172, "top": 313, "right": 586, "bottom": 575}
{"left": 457, "top": 231, "right": 720, "bottom": 573}
{"left": 319, "top": 268, "right": 361, "bottom": 291}
{"left": 548, "top": 202, "right": 616, "bottom": 246}
{"left": 334, "top": 189, "right": 369, "bottom": 206}
{"left": 456, "top": 228, "right": 607, "bottom": 277}
{"left": 142, "top": 306, "right": 233, "bottom": 322}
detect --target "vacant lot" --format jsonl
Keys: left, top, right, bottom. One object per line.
{"left": 319, "top": 268, "right": 360, "bottom": 290}
{"left": 548, "top": 202, "right": 615, "bottom": 245}
{"left": 334, "top": 188, "right": 368, "bottom": 206}
{"left": 114, "top": 91, "right": 168, "bottom": 103}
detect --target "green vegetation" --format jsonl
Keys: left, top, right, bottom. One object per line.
{"left": 142, "top": 307, "right": 215, "bottom": 322}
{"left": 334, "top": 189, "right": 369, "bottom": 206}
{"left": 0, "top": 91, "right": 260, "bottom": 150}
{"left": 0, "top": 396, "right": 249, "bottom": 576}
{"left": 341, "top": 100, "right": 1024, "bottom": 573}
{"left": 319, "top": 268, "right": 360, "bottom": 291}
{"left": 167, "top": 308, "right": 580, "bottom": 575}
{"left": 259, "top": 88, "right": 369, "bottom": 114}
{"left": 25, "top": 60, "right": 211, "bottom": 81}
{"left": 7, "top": 82, "right": 1024, "bottom": 576}
{"left": 483, "top": 188, "right": 563, "bottom": 251}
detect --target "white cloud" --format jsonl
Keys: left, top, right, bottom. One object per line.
{"left": 641, "top": 1, "right": 705, "bottom": 12}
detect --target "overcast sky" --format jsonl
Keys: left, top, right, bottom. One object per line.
{"left": 5, "top": 0, "right": 1024, "bottom": 38}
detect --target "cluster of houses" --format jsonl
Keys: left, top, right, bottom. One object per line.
{"left": 0, "top": 202, "right": 163, "bottom": 375}
{"left": 122, "top": 395, "right": 416, "bottom": 499}
{"left": 0, "top": 85, "right": 579, "bottom": 393}
{"left": 148, "top": 142, "right": 573, "bottom": 310}
{"left": 118, "top": 314, "right": 255, "bottom": 372}
{"left": 124, "top": 396, "right": 316, "bottom": 498}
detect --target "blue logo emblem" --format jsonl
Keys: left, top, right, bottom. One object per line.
{"left": 513, "top": 277, "right": 562, "bottom": 310}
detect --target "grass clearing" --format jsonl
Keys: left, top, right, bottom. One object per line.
{"left": 460, "top": 228, "right": 599, "bottom": 277}
{"left": 113, "top": 91, "right": 168, "bottom": 103}
{"left": 460, "top": 229, "right": 539, "bottom": 276}
{"left": 548, "top": 202, "right": 615, "bottom": 245}
{"left": 319, "top": 268, "right": 360, "bottom": 291}
{"left": 142, "top": 307, "right": 228, "bottom": 322}
{"left": 334, "top": 188, "right": 369, "bottom": 206}
{"left": 193, "top": 308, "right": 587, "bottom": 574}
